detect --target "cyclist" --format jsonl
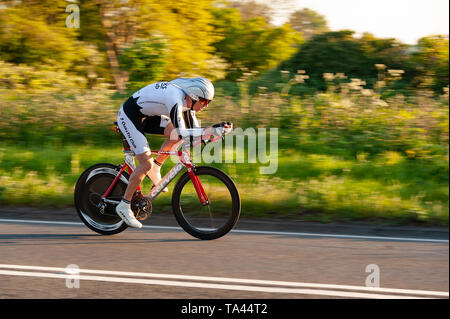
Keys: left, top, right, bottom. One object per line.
{"left": 116, "top": 77, "right": 232, "bottom": 228}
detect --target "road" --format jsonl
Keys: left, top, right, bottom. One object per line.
{"left": 0, "top": 207, "right": 448, "bottom": 301}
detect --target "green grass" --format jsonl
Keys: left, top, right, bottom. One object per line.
{"left": 1, "top": 61, "right": 448, "bottom": 227}
{"left": 0, "top": 144, "right": 447, "bottom": 226}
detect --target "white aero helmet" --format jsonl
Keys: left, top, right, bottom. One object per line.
{"left": 169, "top": 77, "right": 215, "bottom": 101}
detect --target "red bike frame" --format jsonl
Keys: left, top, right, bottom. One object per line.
{"left": 103, "top": 127, "right": 219, "bottom": 206}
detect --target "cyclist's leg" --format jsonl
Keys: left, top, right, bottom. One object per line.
{"left": 117, "top": 101, "right": 151, "bottom": 156}
{"left": 157, "top": 122, "right": 183, "bottom": 164}
{"left": 117, "top": 108, "right": 153, "bottom": 200}
{"left": 142, "top": 115, "right": 182, "bottom": 165}
{"left": 116, "top": 102, "right": 153, "bottom": 228}
{"left": 123, "top": 151, "right": 152, "bottom": 201}
{"left": 142, "top": 116, "right": 181, "bottom": 192}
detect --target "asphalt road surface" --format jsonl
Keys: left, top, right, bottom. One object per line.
{"left": 0, "top": 207, "right": 448, "bottom": 301}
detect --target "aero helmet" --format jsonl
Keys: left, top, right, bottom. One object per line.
{"left": 169, "top": 77, "right": 214, "bottom": 101}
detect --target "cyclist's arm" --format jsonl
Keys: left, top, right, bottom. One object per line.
{"left": 183, "top": 109, "right": 201, "bottom": 129}
{"left": 201, "top": 122, "right": 233, "bottom": 139}
{"left": 169, "top": 103, "right": 204, "bottom": 139}
{"left": 167, "top": 91, "right": 231, "bottom": 141}
{"left": 184, "top": 110, "right": 232, "bottom": 136}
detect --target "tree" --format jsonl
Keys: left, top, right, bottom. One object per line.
{"left": 1, "top": 0, "right": 70, "bottom": 25}
{"left": 360, "top": 33, "right": 410, "bottom": 67}
{"left": 288, "top": 8, "right": 329, "bottom": 40}
{"left": 210, "top": 6, "right": 302, "bottom": 80}
{"left": 0, "top": 5, "right": 98, "bottom": 75}
{"left": 76, "top": 0, "right": 146, "bottom": 92}
{"left": 0, "top": 1, "right": 108, "bottom": 89}
{"left": 119, "top": 38, "right": 168, "bottom": 92}
{"left": 228, "top": 0, "right": 273, "bottom": 24}
{"left": 281, "top": 31, "right": 374, "bottom": 90}
{"left": 360, "top": 32, "right": 415, "bottom": 86}
{"left": 410, "top": 35, "right": 449, "bottom": 92}
{"left": 78, "top": 0, "right": 223, "bottom": 91}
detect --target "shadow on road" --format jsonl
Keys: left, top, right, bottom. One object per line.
{"left": 0, "top": 233, "right": 198, "bottom": 245}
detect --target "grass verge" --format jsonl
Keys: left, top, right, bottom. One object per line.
{"left": 0, "top": 143, "right": 447, "bottom": 226}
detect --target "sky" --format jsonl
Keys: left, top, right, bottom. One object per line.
{"left": 269, "top": 0, "right": 449, "bottom": 44}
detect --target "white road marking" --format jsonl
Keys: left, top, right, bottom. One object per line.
{"left": 0, "top": 218, "right": 448, "bottom": 243}
{"left": 0, "top": 269, "right": 429, "bottom": 299}
{"left": 230, "top": 229, "right": 449, "bottom": 243}
{"left": 0, "top": 264, "right": 447, "bottom": 298}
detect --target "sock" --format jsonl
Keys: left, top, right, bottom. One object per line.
{"left": 154, "top": 159, "right": 163, "bottom": 167}
{"left": 122, "top": 198, "right": 131, "bottom": 205}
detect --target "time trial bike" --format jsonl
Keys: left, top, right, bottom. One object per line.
{"left": 74, "top": 122, "right": 241, "bottom": 240}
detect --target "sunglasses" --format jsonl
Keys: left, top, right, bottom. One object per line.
{"left": 198, "top": 97, "right": 211, "bottom": 105}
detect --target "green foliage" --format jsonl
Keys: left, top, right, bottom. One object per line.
{"left": 135, "top": 0, "right": 223, "bottom": 79}
{"left": 0, "top": 72, "right": 119, "bottom": 146}
{"left": 0, "top": 70, "right": 448, "bottom": 225}
{"left": 119, "top": 38, "right": 168, "bottom": 92}
{"left": 0, "top": 6, "right": 106, "bottom": 88}
{"left": 0, "top": 143, "right": 447, "bottom": 225}
{"left": 280, "top": 31, "right": 448, "bottom": 94}
{"left": 228, "top": 0, "right": 273, "bottom": 23}
{"left": 360, "top": 33, "right": 414, "bottom": 82}
{"left": 0, "top": 60, "right": 87, "bottom": 92}
{"left": 288, "top": 8, "right": 329, "bottom": 40}
{"left": 0, "top": 7, "right": 76, "bottom": 68}
{"left": 0, "top": 1, "right": 448, "bottom": 93}
{"left": 410, "top": 35, "right": 449, "bottom": 92}
{"left": 0, "top": 1, "right": 448, "bottom": 225}
{"left": 210, "top": 6, "right": 303, "bottom": 80}
{"left": 209, "top": 73, "right": 449, "bottom": 162}
{"left": 281, "top": 31, "right": 378, "bottom": 90}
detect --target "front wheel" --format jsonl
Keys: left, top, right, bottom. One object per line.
{"left": 172, "top": 166, "right": 241, "bottom": 240}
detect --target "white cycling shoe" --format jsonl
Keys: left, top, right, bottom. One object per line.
{"left": 116, "top": 200, "right": 142, "bottom": 228}
{"left": 147, "top": 160, "right": 168, "bottom": 193}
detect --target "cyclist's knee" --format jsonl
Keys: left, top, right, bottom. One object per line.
{"left": 165, "top": 124, "right": 180, "bottom": 141}
{"left": 136, "top": 152, "right": 153, "bottom": 172}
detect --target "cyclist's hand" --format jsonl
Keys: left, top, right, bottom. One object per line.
{"left": 223, "top": 122, "right": 233, "bottom": 135}
{"left": 212, "top": 122, "right": 233, "bottom": 136}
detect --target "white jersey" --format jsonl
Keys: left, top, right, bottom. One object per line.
{"left": 132, "top": 82, "right": 203, "bottom": 138}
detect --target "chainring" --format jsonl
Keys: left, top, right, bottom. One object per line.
{"left": 131, "top": 192, "right": 152, "bottom": 221}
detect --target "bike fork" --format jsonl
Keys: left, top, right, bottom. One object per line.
{"left": 187, "top": 166, "right": 210, "bottom": 206}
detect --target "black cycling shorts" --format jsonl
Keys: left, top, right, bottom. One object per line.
{"left": 122, "top": 96, "right": 170, "bottom": 136}
{"left": 117, "top": 96, "right": 171, "bottom": 154}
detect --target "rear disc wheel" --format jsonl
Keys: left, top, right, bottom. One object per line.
{"left": 74, "top": 163, "right": 129, "bottom": 235}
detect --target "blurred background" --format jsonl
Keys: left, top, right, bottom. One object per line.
{"left": 0, "top": 0, "right": 448, "bottom": 226}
